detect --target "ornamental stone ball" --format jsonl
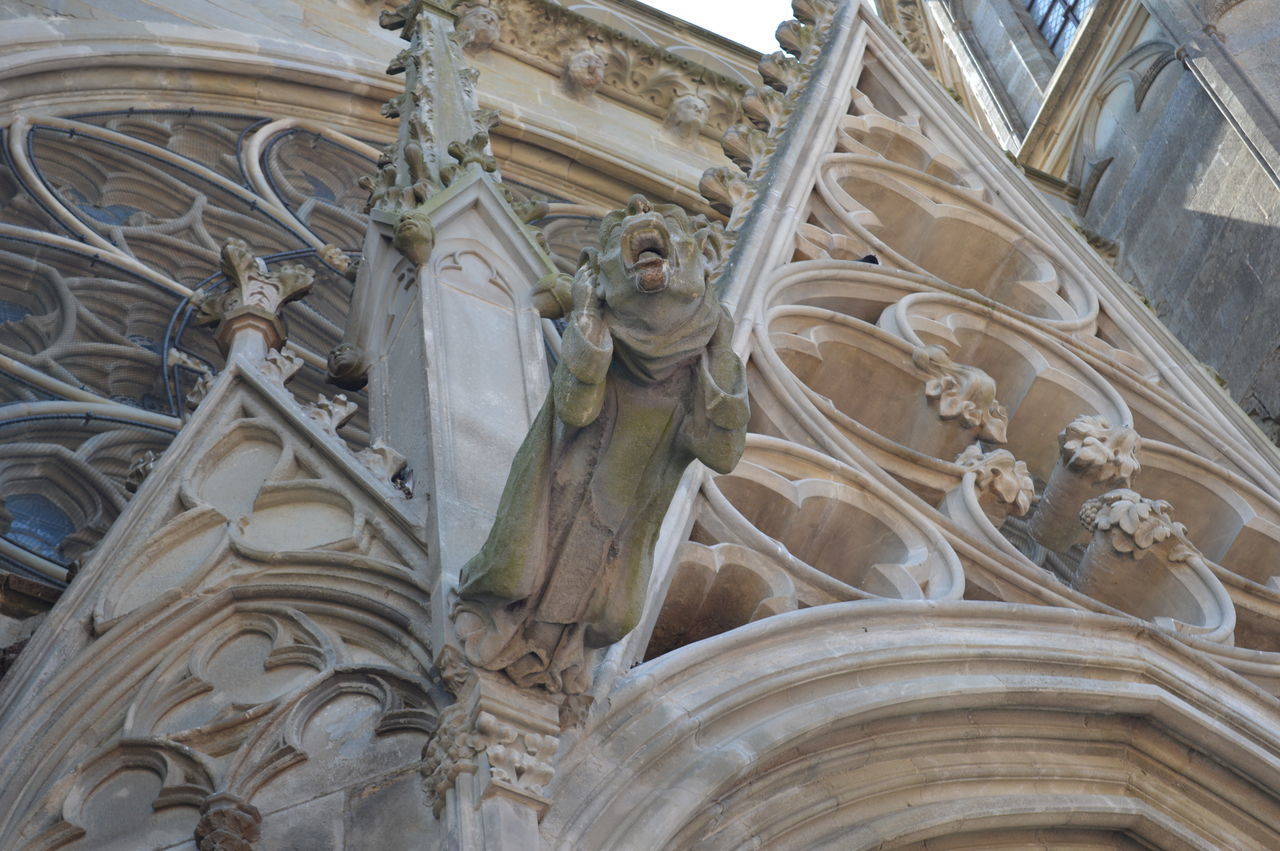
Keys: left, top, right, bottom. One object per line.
{"left": 452, "top": 194, "right": 748, "bottom": 695}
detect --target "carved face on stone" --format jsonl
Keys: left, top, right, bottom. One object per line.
{"left": 565, "top": 49, "right": 606, "bottom": 94}
{"left": 666, "top": 94, "right": 709, "bottom": 137}
{"left": 457, "top": 4, "right": 500, "bottom": 51}
{"left": 593, "top": 195, "right": 720, "bottom": 335}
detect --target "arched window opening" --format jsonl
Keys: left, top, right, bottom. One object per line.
{"left": 1026, "top": 0, "right": 1096, "bottom": 57}
{"left": 3, "top": 493, "right": 75, "bottom": 564}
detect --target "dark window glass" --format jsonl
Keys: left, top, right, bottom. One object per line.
{"left": 1026, "top": 0, "right": 1096, "bottom": 56}
{"left": 4, "top": 493, "right": 75, "bottom": 563}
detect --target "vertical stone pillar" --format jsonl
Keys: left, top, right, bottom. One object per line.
{"left": 423, "top": 672, "right": 560, "bottom": 850}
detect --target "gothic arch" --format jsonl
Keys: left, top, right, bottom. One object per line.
{"left": 547, "top": 603, "right": 1280, "bottom": 849}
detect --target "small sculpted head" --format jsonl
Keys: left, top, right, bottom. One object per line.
{"left": 590, "top": 195, "right": 722, "bottom": 325}
{"left": 456, "top": 3, "right": 501, "bottom": 51}
{"left": 665, "top": 94, "right": 710, "bottom": 141}
{"left": 565, "top": 48, "right": 606, "bottom": 96}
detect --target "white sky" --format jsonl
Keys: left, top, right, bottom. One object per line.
{"left": 636, "top": 0, "right": 796, "bottom": 53}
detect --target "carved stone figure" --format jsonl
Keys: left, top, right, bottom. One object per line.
{"left": 453, "top": 194, "right": 748, "bottom": 695}
{"left": 454, "top": 2, "right": 501, "bottom": 52}
{"left": 664, "top": 94, "right": 709, "bottom": 143}
{"left": 563, "top": 47, "right": 606, "bottom": 98}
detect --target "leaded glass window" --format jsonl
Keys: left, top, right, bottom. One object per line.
{"left": 1026, "top": 0, "right": 1096, "bottom": 57}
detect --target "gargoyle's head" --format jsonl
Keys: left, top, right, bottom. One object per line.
{"left": 593, "top": 195, "right": 721, "bottom": 308}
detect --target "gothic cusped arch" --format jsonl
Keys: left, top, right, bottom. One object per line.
{"left": 546, "top": 602, "right": 1280, "bottom": 849}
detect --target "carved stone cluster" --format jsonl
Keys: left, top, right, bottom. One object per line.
{"left": 955, "top": 443, "right": 1035, "bottom": 518}
{"left": 700, "top": 0, "right": 838, "bottom": 229}
{"left": 421, "top": 704, "right": 557, "bottom": 817}
{"left": 1080, "top": 489, "right": 1194, "bottom": 560}
{"left": 194, "top": 793, "right": 261, "bottom": 851}
{"left": 1060, "top": 414, "right": 1142, "bottom": 485}
{"left": 913, "top": 345, "right": 1009, "bottom": 443}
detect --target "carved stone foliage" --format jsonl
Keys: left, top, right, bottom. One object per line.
{"left": 491, "top": 0, "right": 747, "bottom": 135}
{"left": 1059, "top": 414, "right": 1142, "bottom": 485}
{"left": 955, "top": 443, "right": 1035, "bottom": 523}
{"left": 913, "top": 345, "right": 1009, "bottom": 443}
{"left": 1079, "top": 488, "right": 1190, "bottom": 559}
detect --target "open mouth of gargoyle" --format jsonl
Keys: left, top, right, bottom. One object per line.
{"left": 623, "top": 220, "right": 671, "bottom": 293}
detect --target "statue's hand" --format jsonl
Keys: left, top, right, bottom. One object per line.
{"left": 571, "top": 271, "right": 608, "bottom": 348}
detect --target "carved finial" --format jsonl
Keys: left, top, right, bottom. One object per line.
{"left": 195, "top": 793, "right": 261, "bottom": 851}
{"left": 193, "top": 240, "right": 315, "bottom": 358}
{"left": 956, "top": 443, "right": 1035, "bottom": 522}
{"left": 912, "top": 345, "right": 1009, "bottom": 443}
{"left": 1079, "top": 489, "right": 1194, "bottom": 560}
{"left": 1060, "top": 415, "right": 1142, "bottom": 486}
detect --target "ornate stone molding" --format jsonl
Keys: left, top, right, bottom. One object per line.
{"left": 912, "top": 345, "right": 1009, "bottom": 443}
{"left": 698, "top": 0, "right": 837, "bottom": 230}
{"left": 485, "top": 0, "right": 748, "bottom": 136}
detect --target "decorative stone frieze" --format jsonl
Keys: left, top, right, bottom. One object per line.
{"left": 955, "top": 443, "right": 1035, "bottom": 526}
{"left": 192, "top": 239, "right": 315, "bottom": 358}
{"left": 912, "top": 345, "right": 1009, "bottom": 443}
{"left": 1030, "top": 415, "right": 1142, "bottom": 552}
{"left": 482, "top": 0, "right": 748, "bottom": 134}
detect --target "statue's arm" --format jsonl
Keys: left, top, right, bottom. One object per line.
{"left": 553, "top": 276, "right": 612, "bottom": 428}
{"left": 687, "top": 311, "right": 749, "bottom": 473}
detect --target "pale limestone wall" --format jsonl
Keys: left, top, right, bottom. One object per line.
{"left": 2, "top": 1, "right": 1280, "bottom": 849}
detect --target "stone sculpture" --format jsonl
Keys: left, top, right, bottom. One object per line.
{"left": 563, "top": 47, "right": 606, "bottom": 98}
{"left": 453, "top": 195, "right": 748, "bottom": 694}
{"left": 664, "top": 93, "right": 710, "bottom": 143}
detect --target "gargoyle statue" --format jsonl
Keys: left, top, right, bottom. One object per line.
{"left": 453, "top": 194, "right": 748, "bottom": 695}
